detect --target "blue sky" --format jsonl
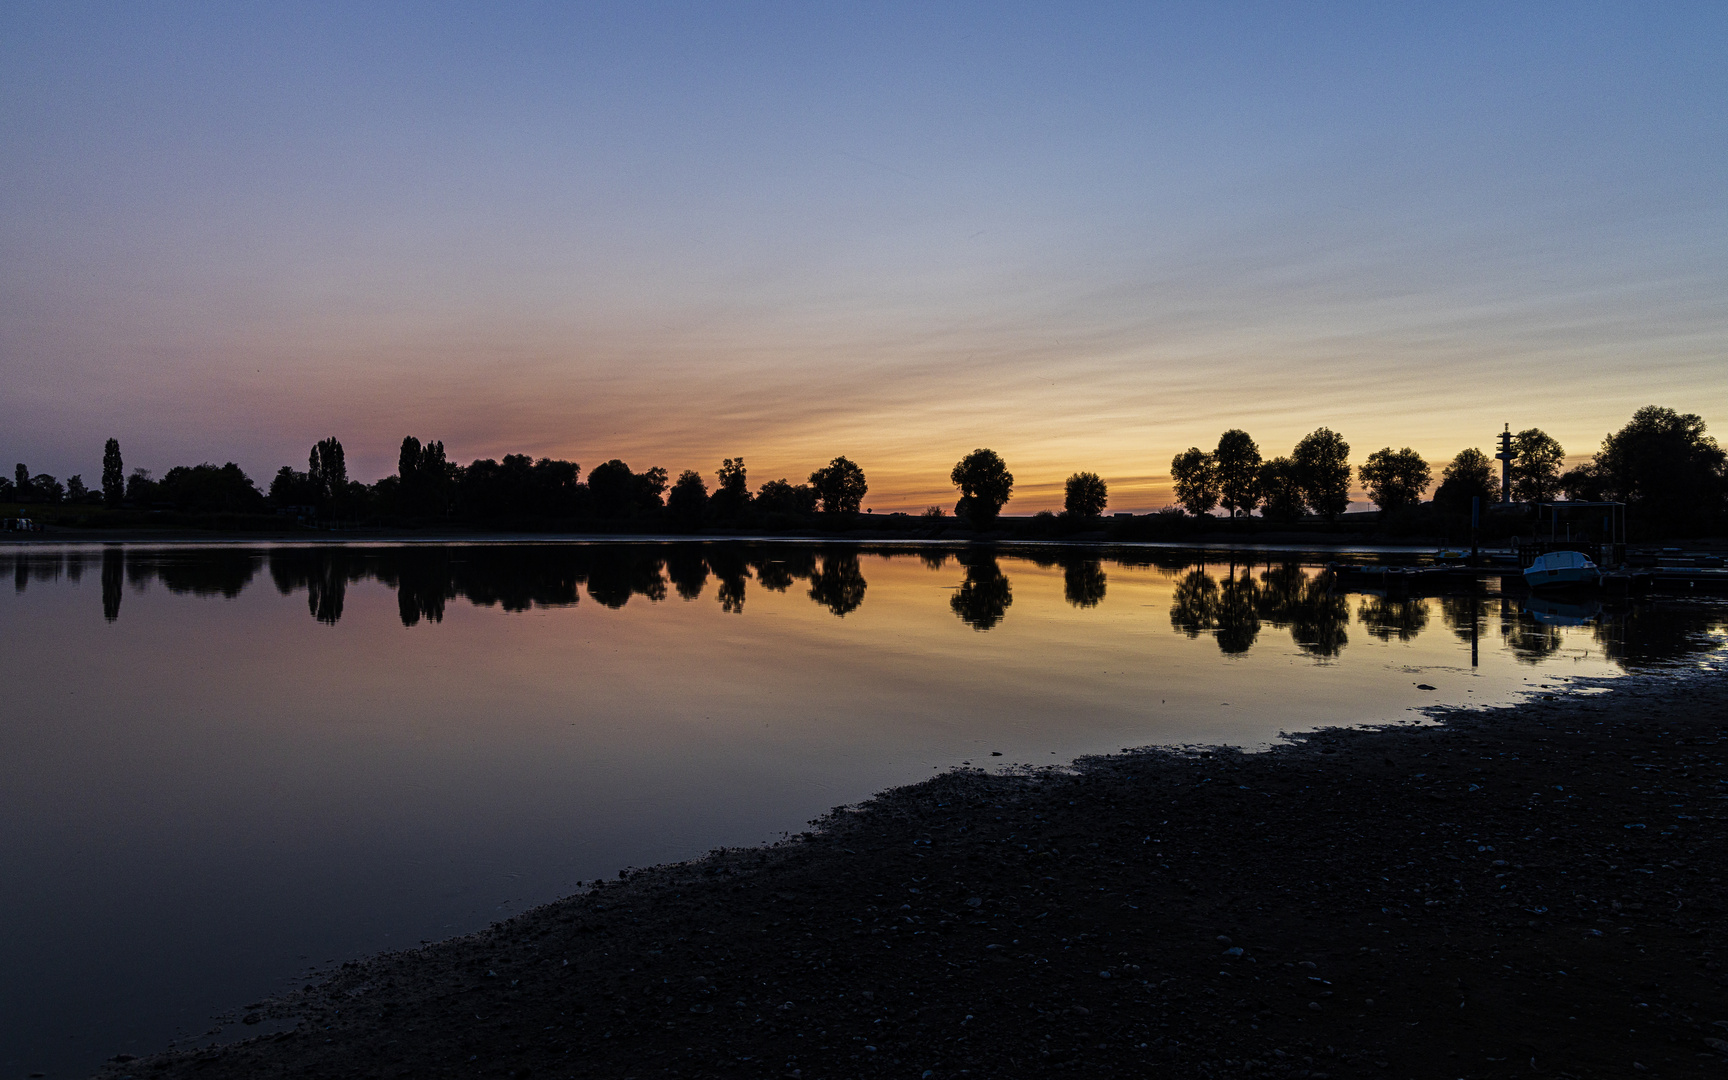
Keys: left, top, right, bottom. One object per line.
{"left": 3, "top": 2, "right": 1723, "bottom": 509}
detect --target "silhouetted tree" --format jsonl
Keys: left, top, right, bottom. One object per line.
{"left": 1063, "top": 472, "right": 1108, "bottom": 519}
{"left": 755, "top": 478, "right": 817, "bottom": 518}
{"left": 667, "top": 470, "right": 708, "bottom": 532}
{"left": 30, "top": 474, "right": 64, "bottom": 503}
{"left": 1433, "top": 448, "right": 1496, "bottom": 514}
{"left": 808, "top": 549, "right": 867, "bottom": 615}
{"left": 950, "top": 551, "right": 1011, "bottom": 630}
{"left": 1214, "top": 429, "right": 1262, "bottom": 517}
{"left": 65, "top": 475, "right": 88, "bottom": 501}
{"left": 1562, "top": 405, "right": 1726, "bottom": 534}
{"left": 0, "top": 475, "right": 12, "bottom": 502}
{"left": 12, "top": 464, "right": 29, "bottom": 502}
{"left": 102, "top": 439, "right": 124, "bottom": 506}
{"left": 393, "top": 436, "right": 457, "bottom": 518}
{"left": 1510, "top": 428, "right": 1565, "bottom": 504}
{"left": 153, "top": 462, "right": 265, "bottom": 514}
{"left": 1256, "top": 457, "right": 1304, "bottom": 522}
{"left": 1169, "top": 448, "right": 1218, "bottom": 516}
{"left": 269, "top": 466, "right": 320, "bottom": 509}
{"left": 710, "top": 457, "right": 750, "bottom": 521}
{"left": 1358, "top": 447, "right": 1431, "bottom": 513}
{"left": 809, "top": 456, "right": 868, "bottom": 514}
{"left": 125, "top": 468, "right": 158, "bottom": 504}
{"left": 455, "top": 455, "right": 582, "bottom": 521}
{"left": 950, "top": 449, "right": 1013, "bottom": 526}
{"left": 1063, "top": 557, "right": 1106, "bottom": 608}
{"left": 1292, "top": 428, "right": 1351, "bottom": 520}
{"left": 308, "top": 437, "right": 347, "bottom": 513}
{"left": 587, "top": 459, "right": 669, "bottom": 518}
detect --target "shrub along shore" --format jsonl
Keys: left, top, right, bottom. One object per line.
{"left": 100, "top": 662, "right": 1728, "bottom": 1080}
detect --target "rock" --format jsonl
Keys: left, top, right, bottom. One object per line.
{"left": 1216, "top": 935, "right": 1233, "bottom": 945}
{"left": 1223, "top": 947, "right": 1244, "bottom": 957}
{"left": 965, "top": 897, "right": 983, "bottom": 908}
{"left": 1308, "top": 1002, "right": 1322, "bottom": 1011}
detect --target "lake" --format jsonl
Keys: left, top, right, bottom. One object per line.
{"left": 2, "top": 541, "right": 1723, "bottom": 1076}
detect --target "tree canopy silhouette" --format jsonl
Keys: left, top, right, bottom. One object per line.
{"left": 1170, "top": 447, "right": 1218, "bottom": 516}
{"left": 1255, "top": 457, "right": 1303, "bottom": 522}
{"left": 1510, "top": 428, "right": 1565, "bottom": 504}
{"left": 950, "top": 449, "right": 1014, "bottom": 526}
{"left": 667, "top": 470, "right": 708, "bottom": 532}
{"left": 1292, "top": 428, "right": 1351, "bottom": 520}
{"left": 156, "top": 462, "right": 266, "bottom": 514}
{"left": 1563, "top": 405, "right": 1726, "bottom": 534}
{"left": 1214, "top": 429, "right": 1262, "bottom": 516}
{"left": 1433, "top": 448, "right": 1495, "bottom": 514}
{"left": 809, "top": 456, "right": 868, "bottom": 515}
{"left": 1063, "top": 472, "right": 1107, "bottom": 519}
{"left": 1359, "top": 447, "right": 1431, "bottom": 512}
{"left": 309, "top": 437, "right": 348, "bottom": 510}
{"left": 588, "top": 459, "right": 669, "bottom": 518}
{"left": 755, "top": 477, "right": 817, "bottom": 518}
{"left": 102, "top": 439, "right": 124, "bottom": 507}
{"left": 710, "top": 458, "right": 750, "bottom": 522}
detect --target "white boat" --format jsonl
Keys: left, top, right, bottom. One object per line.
{"left": 1522, "top": 550, "right": 1600, "bottom": 590}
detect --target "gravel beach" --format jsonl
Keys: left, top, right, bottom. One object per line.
{"left": 100, "top": 661, "right": 1728, "bottom": 1080}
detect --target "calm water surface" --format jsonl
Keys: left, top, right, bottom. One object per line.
{"left": 3, "top": 542, "right": 1723, "bottom": 1075}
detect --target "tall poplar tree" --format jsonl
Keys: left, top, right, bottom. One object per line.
{"left": 102, "top": 439, "right": 125, "bottom": 506}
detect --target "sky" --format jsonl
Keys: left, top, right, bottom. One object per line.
{"left": 2, "top": 2, "right": 1723, "bottom": 512}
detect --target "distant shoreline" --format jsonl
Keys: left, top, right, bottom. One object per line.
{"left": 99, "top": 657, "right": 1728, "bottom": 1079}
{"left": 0, "top": 525, "right": 1490, "bottom": 553}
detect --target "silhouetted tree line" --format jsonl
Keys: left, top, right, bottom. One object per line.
{"left": 9, "top": 404, "right": 1722, "bottom": 537}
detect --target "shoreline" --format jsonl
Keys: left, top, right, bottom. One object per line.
{"left": 100, "top": 662, "right": 1728, "bottom": 1079}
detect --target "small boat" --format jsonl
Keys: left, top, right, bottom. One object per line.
{"left": 1522, "top": 550, "right": 1600, "bottom": 590}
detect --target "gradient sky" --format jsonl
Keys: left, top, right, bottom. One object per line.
{"left": 3, "top": 3, "right": 1723, "bottom": 511}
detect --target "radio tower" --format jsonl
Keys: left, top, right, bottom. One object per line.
{"left": 1494, "top": 424, "right": 1514, "bottom": 505}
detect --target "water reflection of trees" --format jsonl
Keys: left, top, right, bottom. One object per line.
{"left": 1064, "top": 559, "right": 1107, "bottom": 609}
{"left": 1255, "top": 563, "right": 1348, "bottom": 658}
{"left": 1497, "top": 597, "right": 1563, "bottom": 664}
{"left": 6, "top": 546, "right": 1721, "bottom": 672}
{"left": 950, "top": 551, "right": 1012, "bottom": 630}
{"left": 1357, "top": 594, "right": 1429, "bottom": 642}
{"left": 808, "top": 549, "right": 868, "bottom": 617}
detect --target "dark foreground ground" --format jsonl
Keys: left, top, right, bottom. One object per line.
{"left": 102, "top": 667, "right": 1728, "bottom": 1080}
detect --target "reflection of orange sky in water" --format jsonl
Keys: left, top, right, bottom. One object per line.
{"left": 19, "top": 544, "right": 1687, "bottom": 749}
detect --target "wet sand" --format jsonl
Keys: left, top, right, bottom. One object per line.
{"left": 99, "top": 663, "right": 1727, "bottom": 1079}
